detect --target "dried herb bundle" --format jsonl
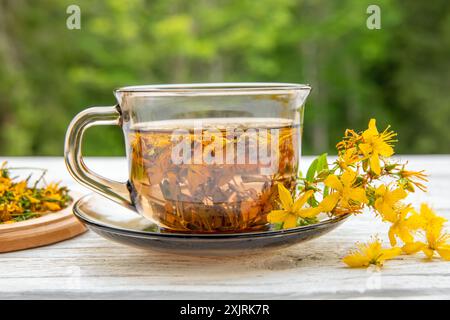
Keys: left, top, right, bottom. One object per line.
{"left": 0, "top": 162, "right": 72, "bottom": 224}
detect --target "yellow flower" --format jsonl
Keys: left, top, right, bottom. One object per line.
{"left": 44, "top": 183, "right": 61, "bottom": 194}
{"left": 2, "top": 202, "right": 23, "bottom": 214}
{"left": 0, "top": 183, "right": 8, "bottom": 197}
{"left": 358, "top": 119, "right": 397, "bottom": 175}
{"left": 0, "top": 205, "right": 12, "bottom": 222}
{"left": 26, "top": 194, "right": 41, "bottom": 204}
{"left": 0, "top": 175, "right": 12, "bottom": 191}
{"left": 374, "top": 184, "right": 407, "bottom": 221}
{"left": 343, "top": 237, "right": 401, "bottom": 268}
{"left": 387, "top": 205, "right": 421, "bottom": 246}
{"left": 43, "top": 183, "right": 64, "bottom": 202}
{"left": 410, "top": 203, "right": 446, "bottom": 231}
{"left": 267, "top": 184, "right": 318, "bottom": 229}
{"left": 336, "top": 129, "right": 362, "bottom": 153}
{"left": 402, "top": 204, "right": 449, "bottom": 260}
{"left": 11, "top": 181, "right": 28, "bottom": 197}
{"left": 337, "top": 147, "right": 360, "bottom": 170}
{"left": 402, "top": 224, "right": 450, "bottom": 261}
{"left": 319, "top": 169, "right": 368, "bottom": 214}
{"left": 44, "top": 201, "right": 62, "bottom": 211}
{"left": 0, "top": 163, "right": 71, "bottom": 223}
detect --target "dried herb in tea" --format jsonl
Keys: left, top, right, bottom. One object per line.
{"left": 127, "top": 118, "right": 300, "bottom": 233}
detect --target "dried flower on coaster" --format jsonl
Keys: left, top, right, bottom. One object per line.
{"left": 0, "top": 162, "right": 72, "bottom": 224}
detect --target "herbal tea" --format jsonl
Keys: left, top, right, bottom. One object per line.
{"left": 127, "top": 118, "right": 300, "bottom": 233}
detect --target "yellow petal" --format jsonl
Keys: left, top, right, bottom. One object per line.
{"left": 342, "top": 253, "right": 370, "bottom": 268}
{"left": 397, "top": 226, "right": 414, "bottom": 244}
{"left": 370, "top": 152, "right": 381, "bottom": 175}
{"left": 368, "top": 118, "right": 378, "bottom": 133}
{"left": 358, "top": 143, "right": 372, "bottom": 157}
{"left": 374, "top": 197, "right": 383, "bottom": 213}
{"left": 422, "top": 247, "right": 435, "bottom": 259}
{"left": 378, "top": 143, "right": 394, "bottom": 157}
{"left": 361, "top": 239, "right": 382, "bottom": 257}
{"left": 402, "top": 241, "right": 426, "bottom": 255}
{"left": 390, "top": 187, "right": 407, "bottom": 203}
{"left": 375, "top": 198, "right": 396, "bottom": 221}
{"left": 420, "top": 203, "right": 447, "bottom": 228}
{"left": 277, "top": 184, "right": 293, "bottom": 210}
{"left": 432, "top": 221, "right": 445, "bottom": 234}
{"left": 362, "top": 119, "right": 379, "bottom": 140}
{"left": 420, "top": 203, "right": 435, "bottom": 220}
{"left": 380, "top": 247, "right": 401, "bottom": 261}
{"left": 45, "top": 202, "right": 61, "bottom": 211}
{"left": 341, "top": 169, "right": 356, "bottom": 186}
{"left": 388, "top": 226, "right": 397, "bottom": 247}
{"left": 283, "top": 214, "right": 298, "bottom": 229}
{"left": 324, "top": 175, "right": 343, "bottom": 191}
{"left": 318, "top": 193, "right": 340, "bottom": 212}
{"left": 267, "top": 210, "right": 289, "bottom": 224}
{"left": 375, "top": 184, "right": 387, "bottom": 196}
{"left": 292, "top": 190, "right": 314, "bottom": 212}
{"left": 381, "top": 203, "right": 396, "bottom": 220}
{"left": 436, "top": 245, "right": 450, "bottom": 261}
{"left": 297, "top": 207, "right": 320, "bottom": 219}
{"left": 350, "top": 187, "right": 368, "bottom": 204}
{"left": 405, "top": 212, "right": 423, "bottom": 230}
{"left": 27, "top": 195, "right": 40, "bottom": 204}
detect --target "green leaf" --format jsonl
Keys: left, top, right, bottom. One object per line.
{"left": 272, "top": 222, "right": 283, "bottom": 230}
{"left": 306, "top": 153, "right": 328, "bottom": 182}
{"left": 307, "top": 195, "right": 319, "bottom": 207}
{"left": 306, "top": 158, "right": 318, "bottom": 182}
{"left": 298, "top": 216, "right": 319, "bottom": 226}
{"left": 323, "top": 186, "right": 329, "bottom": 197}
{"left": 363, "top": 159, "right": 369, "bottom": 172}
{"left": 317, "top": 153, "right": 329, "bottom": 172}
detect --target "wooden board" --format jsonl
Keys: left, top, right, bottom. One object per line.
{"left": 0, "top": 195, "right": 86, "bottom": 253}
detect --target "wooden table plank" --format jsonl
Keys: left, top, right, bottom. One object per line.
{"left": 0, "top": 156, "right": 449, "bottom": 299}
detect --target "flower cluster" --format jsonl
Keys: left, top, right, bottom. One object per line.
{"left": 267, "top": 119, "right": 449, "bottom": 267}
{"left": 0, "top": 162, "right": 72, "bottom": 224}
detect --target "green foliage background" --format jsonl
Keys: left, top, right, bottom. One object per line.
{"left": 1, "top": 0, "right": 449, "bottom": 156}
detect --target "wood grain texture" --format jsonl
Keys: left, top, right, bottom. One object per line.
{"left": 0, "top": 199, "right": 86, "bottom": 253}
{"left": 0, "top": 156, "right": 449, "bottom": 299}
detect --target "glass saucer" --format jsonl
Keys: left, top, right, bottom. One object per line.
{"left": 73, "top": 193, "right": 350, "bottom": 256}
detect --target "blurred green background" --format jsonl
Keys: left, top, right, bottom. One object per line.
{"left": 1, "top": 0, "right": 449, "bottom": 156}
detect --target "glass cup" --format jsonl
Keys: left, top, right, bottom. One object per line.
{"left": 65, "top": 83, "right": 311, "bottom": 233}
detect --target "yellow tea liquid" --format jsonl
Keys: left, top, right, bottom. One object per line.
{"left": 127, "top": 118, "right": 299, "bottom": 233}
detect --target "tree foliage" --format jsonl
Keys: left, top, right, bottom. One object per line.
{"left": 0, "top": 0, "right": 449, "bottom": 155}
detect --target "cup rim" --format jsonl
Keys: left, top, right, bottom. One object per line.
{"left": 115, "top": 82, "right": 311, "bottom": 94}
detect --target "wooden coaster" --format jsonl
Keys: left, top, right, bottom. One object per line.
{"left": 0, "top": 195, "right": 87, "bottom": 253}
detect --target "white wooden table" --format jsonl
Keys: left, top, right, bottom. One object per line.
{"left": 1, "top": 156, "right": 449, "bottom": 299}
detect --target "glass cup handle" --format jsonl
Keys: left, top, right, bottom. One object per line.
{"left": 64, "top": 105, "right": 134, "bottom": 211}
